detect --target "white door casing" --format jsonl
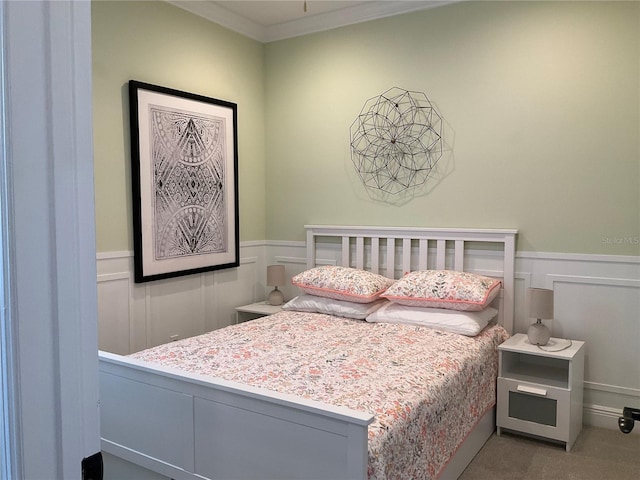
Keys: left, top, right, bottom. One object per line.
{"left": 1, "top": 1, "right": 100, "bottom": 478}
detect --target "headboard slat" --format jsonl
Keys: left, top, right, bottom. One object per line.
{"left": 454, "top": 240, "right": 465, "bottom": 271}
{"left": 341, "top": 236, "right": 350, "bottom": 266}
{"left": 402, "top": 239, "right": 411, "bottom": 275}
{"left": 386, "top": 238, "right": 395, "bottom": 278}
{"left": 436, "top": 240, "right": 446, "bottom": 269}
{"left": 355, "top": 237, "right": 365, "bottom": 270}
{"left": 418, "top": 239, "right": 428, "bottom": 271}
{"left": 371, "top": 237, "right": 380, "bottom": 274}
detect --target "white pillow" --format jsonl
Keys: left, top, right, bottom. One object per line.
{"left": 366, "top": 302, "right": 498, "bottom": 336}
{"left": 282, "top": 295, "right": 387, "bottom": 320}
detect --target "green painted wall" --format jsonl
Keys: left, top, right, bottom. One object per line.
{"left": 92, "top": 0, "right": 266, "bottom": 251}
{"left": 93, "top": 1, "right": 639, "bottom": 256}
{"left": 264, "top": 1, "right": 639, "bottom": 255}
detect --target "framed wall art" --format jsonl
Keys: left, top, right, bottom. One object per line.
{"left": 129, "top": 80, "right": 239, "bottom": 283}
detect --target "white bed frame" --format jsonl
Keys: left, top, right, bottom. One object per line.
{"left": 99, "top": 226, "right": 517, "bottom": 480}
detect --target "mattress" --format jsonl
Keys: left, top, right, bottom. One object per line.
{"left": 131, "top": 310, "right": 508, "bottom": 479}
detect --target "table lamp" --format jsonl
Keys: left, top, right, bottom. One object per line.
{"left": 266, "top": 264, "right": 286, "bottom": 306}
{"left": 527, "top": 287, "right": 553, "bottom": 346}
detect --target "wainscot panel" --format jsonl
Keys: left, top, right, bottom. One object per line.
{"left": 97, "top": 243, "right": 266, "bottom": 353}
{"left": 97, "top": 241, "right": 639, "bottom": 433}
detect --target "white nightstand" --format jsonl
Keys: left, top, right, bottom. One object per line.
{"left": 497, "top": 333, "right": 585, "bottom": 451}
{"left": 235, "top": 301, "right": 283, "bottom": 323}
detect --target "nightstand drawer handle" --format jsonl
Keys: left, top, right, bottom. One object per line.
{"left": 516, "top": 385, "right": 547, "bottom": 396}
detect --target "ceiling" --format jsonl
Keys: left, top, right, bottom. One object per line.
{"left": 168, "top": 1, "right": 454, "bottom": 43}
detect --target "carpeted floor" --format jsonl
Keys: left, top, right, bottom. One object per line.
{"left": 459, "top": 426, "right": 640, "bottom": 479}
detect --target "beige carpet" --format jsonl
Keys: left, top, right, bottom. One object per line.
{"left": 459, "top": 426, "right": 640, "bottom": 479}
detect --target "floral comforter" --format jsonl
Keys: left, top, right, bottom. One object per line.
{"left": 131, "top": 311, "right": 508, "bottom": 479}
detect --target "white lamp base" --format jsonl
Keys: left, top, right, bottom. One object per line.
{"left": 527, "top": 320, "right": 550, "bottom": 346}
{"left": 268, "top": 288, "right": 284, "bottom": 306}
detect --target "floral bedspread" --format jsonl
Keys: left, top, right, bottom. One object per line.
{"left": 130, "top": 311, "right": 509, "bottom": 479}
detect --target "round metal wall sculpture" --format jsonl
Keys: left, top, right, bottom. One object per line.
{"left": 350, "top": 87, "right": 443, "bottom": 196}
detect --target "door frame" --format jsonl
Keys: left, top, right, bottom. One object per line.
{"left": 1, "top": 1, "right": 100, "bottom": 478}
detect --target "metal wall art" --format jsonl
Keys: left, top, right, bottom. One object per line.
{"left": 129, "top": 81, "right": 239, "bottom": 283}
{"left": 350, "top": 87, "right": 443, "bottom": 196}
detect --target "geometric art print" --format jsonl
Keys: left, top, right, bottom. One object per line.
{"left": 130, "top": 80, "right": 238, "bottom": 283}
{"left": 151, "top": 107, "right": 227, "bottom": 260}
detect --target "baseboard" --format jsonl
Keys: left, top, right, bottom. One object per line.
{"left": 584, "top": 404, "right": 640, "bottom": 436}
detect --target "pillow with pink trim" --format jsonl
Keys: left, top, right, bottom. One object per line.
{"left": 382, "top": 270, "right": 501, "bottom": 311}
{"left": 291, "top": 266, "right": 395, "bottom": 304}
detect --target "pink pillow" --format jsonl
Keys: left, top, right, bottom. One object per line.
{"left": 291, "top": 266, "right": 395, "bottom": 304}
{"left": 382, "top": 270, "right": 501, "bottom": 311}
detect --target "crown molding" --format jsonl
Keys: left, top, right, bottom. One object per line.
{"left": 167, "top": 1, "right": 268, "bottom": 41}
{"left": 167, "top": 1, "right": 456, "bottom": 43}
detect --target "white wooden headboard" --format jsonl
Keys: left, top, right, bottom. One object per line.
{"left": 305, "top": 225, "right": 518, "bottom": 333}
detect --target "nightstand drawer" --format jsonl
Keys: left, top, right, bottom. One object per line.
{"left": 497, "top": 377, "right": 570, "bottom": 442}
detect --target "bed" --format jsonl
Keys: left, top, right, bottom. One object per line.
{"left": 99, "top": 225, "right": 517, "bottom": 480}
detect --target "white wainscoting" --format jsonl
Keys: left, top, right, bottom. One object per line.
{"left": 516, "top": 252, "right": 640, "bottom": 434}
{"left": 97, "top": 241, "right": 639, "bottom": 432}
{"left": 97, "top": 242, "right": 267, "bottom": 353}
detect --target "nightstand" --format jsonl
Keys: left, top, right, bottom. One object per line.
{"left": 235, "top": 301, "right": 283, "bottom": 323}
{"left": 497, "top": 333, "right": 585, "bottom": 451}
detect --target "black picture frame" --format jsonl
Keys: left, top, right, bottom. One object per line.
{"left": 129, "top": 80, "right": 239, "bottom": 283}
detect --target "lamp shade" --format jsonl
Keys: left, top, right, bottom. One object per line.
{"left": 266, "top": 265, "right": 286, "bottom": 287}
{"left": 527, "top": 287, "right": 554, "bottom": 319}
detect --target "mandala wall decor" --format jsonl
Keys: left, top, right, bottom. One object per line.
{"left": 350, "top": 87, "right": 443, "bottom": 196}
{"left": 129, "top": 81, "right": 239, "bottom": 283}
